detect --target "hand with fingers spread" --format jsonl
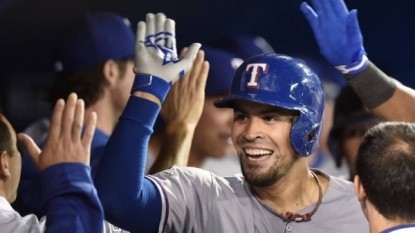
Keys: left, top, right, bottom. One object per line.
{"left": 18, "top": 93, "right": 97, "bottom": 171}
{"left": 161, "top": 49, "right": 209, "bottom": 128}
{"left": 149, "top": 49, "right": 209, "bottom": 173}
{"left": 300, "top": 0, "right": 367, "bottom": 75}
{"left": 131, "top": 13, "right": 201, "bottom": 103}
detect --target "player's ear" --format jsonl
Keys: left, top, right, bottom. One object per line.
{"left": 0, "top": 151, "right": 11, "bottom": 181}
{"left": 353, "top": 175, "right": 366, "bottom": 201}
{"left": 102, "top": 59, "right": 120, "bottom": 87}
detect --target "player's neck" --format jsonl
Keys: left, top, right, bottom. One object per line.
{"left": 252, "top": 162, "right": 324, "bottom": 215}
{"left": 0, "top": 188, "right": 7, "bottom": 202}
{"left": 85, "top": 97, "right": 119, "bottom": 136}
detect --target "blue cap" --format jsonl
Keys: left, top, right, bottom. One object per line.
{"left": 208, "top": 34, "right": 275, "bottom": 60}
{"left": 54, "top": 12, "right": 135, "bottom": 74}
{"left": 203, "top": 46, "right": 243, "bottom": 96}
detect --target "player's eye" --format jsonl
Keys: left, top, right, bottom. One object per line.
{"left": 263, "top": 115, "right": 279, "bottom": 122}
{"left": 234, "top": 113, "right": 248, "bottom": 122}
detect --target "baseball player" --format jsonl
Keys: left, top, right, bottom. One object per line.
{"left": 301, "top": 0, "right": 415, "bottom": 123}
{"left": 94, "top": 13, "right": 368, "bottom": 232}
{"left": 0, "top": 93, "right": 103, "bottom": 233}
{"left": 15, "top": 13, "right": 208, "bottom": 233}
{"left": 355, "top": 122, "right": 415, "bottom": 233}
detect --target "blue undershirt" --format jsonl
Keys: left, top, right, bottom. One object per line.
{"left": 94, "top": 96, "right": 162, "bottom": 233}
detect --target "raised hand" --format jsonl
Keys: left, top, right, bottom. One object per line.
{"left": 132, "top": 13, "right": 201, "bottom": 102}
{"left": 161, "top": 48, "right": 209, "bottom": 128}
{"left": 300, "top": 0, "right": 367, "bottom": 75}
{"left": 148, "top": 49, "right": 209, "bottom": 173}
{"left": 18, "top": 93, "right": 97, "bottom": 171}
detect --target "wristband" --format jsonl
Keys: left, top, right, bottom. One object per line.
{"left": 345, "top": 61, "right": 396, "bottom": 109}
{"left": 131, "top": 74, "right": 171, "bottom": 103}
{"left": 335, "top": 54, "right": 368, "bottom": 75}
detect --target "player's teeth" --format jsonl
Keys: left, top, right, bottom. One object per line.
{"left": 245, "top": 148, "right": 272, "bottom": 155}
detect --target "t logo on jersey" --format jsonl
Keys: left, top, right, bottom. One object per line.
{"left": 246, "top": 63, "right": 269, "bottom": 88}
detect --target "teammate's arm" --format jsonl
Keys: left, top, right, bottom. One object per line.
{"left": 18, "top": 94, "right": 104, "bottom": 233}
{"left": 343, "top": 62, "right": 415, "bottom": 121}
{"left": 94, "top": 13, "right": 201, "bottom": 232}
{"left": 301, "top": 0, "right": 415, "bottom": 122}
{"left": 149, "top": 49, "right": 209, "bottom": 174}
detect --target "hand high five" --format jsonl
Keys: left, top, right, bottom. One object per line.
{"left": 133, "top": 13, "right": 201, "bottom": 86}
{"left": 19, "top": 93, "right": 96, "bottom": 171}
{"left": 301, "top": 0, "right": 367, "bottom": 75}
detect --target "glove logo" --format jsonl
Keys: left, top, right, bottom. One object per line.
{"left": 144, "top": 32, "right": 179, "bottom": 66}
{"left": 246, "top": 63, "right": 268, "bottom": 89}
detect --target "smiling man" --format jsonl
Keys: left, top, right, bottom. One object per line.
{"left": 93, "top": 12, "right": 368, "bottom": 232}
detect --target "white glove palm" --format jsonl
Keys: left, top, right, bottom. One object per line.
{"left": 133, "top": 13, "right": 201, "bottom": 84}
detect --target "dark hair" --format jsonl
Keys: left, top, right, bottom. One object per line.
{"left": 48, "top": 58, "right": 131, "bottom": 107}
{"left": 356, "top": 121, "right": 415, "bottom": 222}
{"left": 0, "top": 112, "right": 14, "bottom": 156}
{"left": 329, "top": 85, "right": 378, "bottom": 167}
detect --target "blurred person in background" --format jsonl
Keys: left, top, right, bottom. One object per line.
{"left": 329, "top": 85, "right": 378, "bottom": 181}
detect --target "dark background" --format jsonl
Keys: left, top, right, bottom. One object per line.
{"left": 1, "top": 0, "right": 414, "bottom": 130}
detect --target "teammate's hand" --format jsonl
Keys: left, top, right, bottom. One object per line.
{"left": 131, "top": 13, "right": 201, "bottom": 102}
{"left": 161, "top": 48, "right": 209, "bottom": 129}
{"left": 18, "top": 93, "right": 97, "bottom": 171}
{"left": 300, "top": 0, "right": 368, "bottom": 75}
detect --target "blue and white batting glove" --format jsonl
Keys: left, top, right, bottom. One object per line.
{"left": 300, "top": 0, "right": 368, "bottom": 75}
{"left": 132, "top": 13, "right": 201, "bottom": 102}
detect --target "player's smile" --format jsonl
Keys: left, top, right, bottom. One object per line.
{"left": 243, "top": 147, "right": 274, "bottom": 165}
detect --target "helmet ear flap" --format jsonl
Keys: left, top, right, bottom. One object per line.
{"left": 290, "top": 115, "right": 322, "bottom": 157}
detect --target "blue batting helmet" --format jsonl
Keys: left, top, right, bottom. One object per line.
{"left": 214, "top": 54, "right": 325, "bottom": 156}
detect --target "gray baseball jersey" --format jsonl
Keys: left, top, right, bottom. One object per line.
{"left": 147, "top": 166, "right": 368, "bottom": 233}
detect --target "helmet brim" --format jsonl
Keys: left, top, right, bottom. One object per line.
{"left": 214, "top": 94, "right": 306, "bottom": 114}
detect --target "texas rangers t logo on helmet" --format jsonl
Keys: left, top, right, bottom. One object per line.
{"left": 246, "top": 63, "right": 269, "bottom": 88}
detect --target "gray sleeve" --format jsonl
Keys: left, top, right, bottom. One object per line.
{"left": 147, "top": 166, "right": 216, "bottom": 233}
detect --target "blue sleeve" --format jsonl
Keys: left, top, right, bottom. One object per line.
{"left": 41, "top": 163, "right": 104, "bottom": 233}
{"left": 94, "top": 96, "right": 163, "bottom": 233}
{"left": 13, "top": 139, "right": 105, "bottom": 218}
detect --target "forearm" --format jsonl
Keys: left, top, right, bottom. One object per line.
{"left": 149, "top": 122, "right": 195, "bottom": 174}
{"left": 371, "top": 82, "right": 415, "bottom": 122}
{"left": 94, "top": 95, "right": 162, "bottom": 232}
{"left": 346, "top": 61, "right": 415, "bottom": 122}
{"left": 41, "top": 164, "right": 103, "bottom": 233}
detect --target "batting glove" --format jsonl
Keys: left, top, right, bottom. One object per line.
{"left": 132, "top": 13, "right": 201, "bottom": 102}
{"left": 300, "top": 0, "right": 368, "bottom": 75}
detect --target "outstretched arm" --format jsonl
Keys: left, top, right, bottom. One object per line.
{"left": 94, "top": 13, "right": 201, "bottom": 232}
{"left": 301, "top": 0, "right": 415, "bottom": 122}
{"left": 19, "top": 93, "right": 103, "bottom": 233}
